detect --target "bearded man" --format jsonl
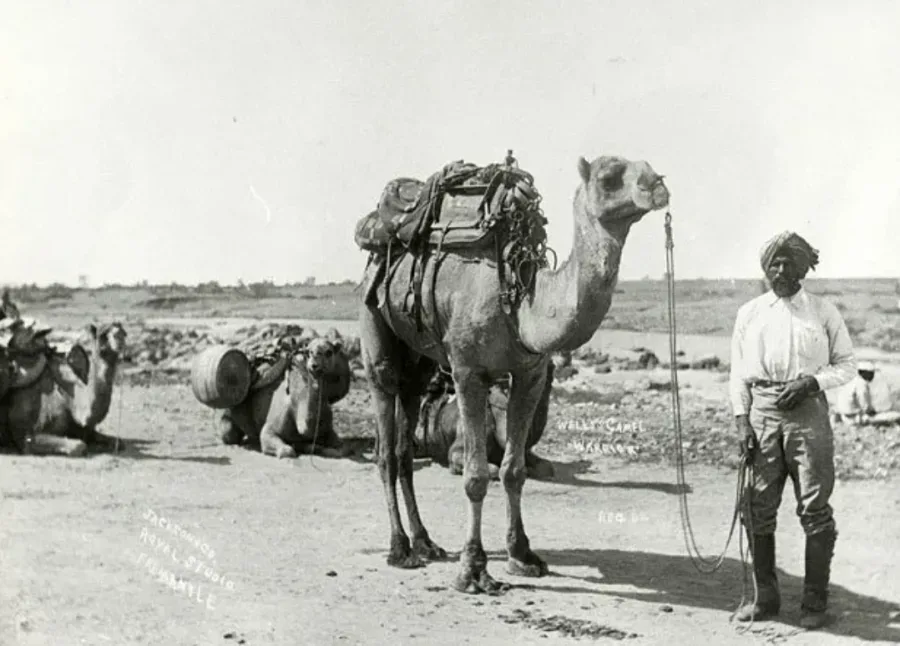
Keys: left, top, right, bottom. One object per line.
{"left": 729, "top": 231, "right": 856, "bottom": 629}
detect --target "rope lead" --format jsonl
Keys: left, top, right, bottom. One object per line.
{"left": 664, "top": 210, "right": 759, "bottom": 623}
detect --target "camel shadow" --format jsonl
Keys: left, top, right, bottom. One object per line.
{"left": 338, "top": 436, "right": 435, "bottom": 473}
{"left": 340, "top": 436, "right": 378, "bottom": 464}
{"left": 511, "top": 547, "right": 900, "bottom": 643}
{"left": 541, "top": 458, "right": 692, "bottom": 495}
{"left": 102, "top": 437, "right": 233, "bottom": 466}
{"left": 216, "top": 435, "right": 395, "bottom": 469}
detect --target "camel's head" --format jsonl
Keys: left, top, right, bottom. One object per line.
{"left": 304, "top": 337, "right": 342, "bottom": 380}
{"left": 577, "top": 156, "right": 669, "bottom": 223}
{"left": 83, "top": 322, "right": 128, "bottom": 359}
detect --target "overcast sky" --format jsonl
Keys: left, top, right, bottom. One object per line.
{"left": 2, "top": 0, "right": 898, "bottom": 286}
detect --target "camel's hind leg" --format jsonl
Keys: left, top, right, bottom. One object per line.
{"left": 502, "top": 364, "right": 550, "bottom": 578}
{"left": 361, "top": 304, "right": 422, "bottom": 569}
{"left": 452, "top": 366, "right": 507, "bottom": 595}
{"left": 397, "top": 387, "right": 446, "bottom": 562}
{"left": 219, "top": 407, "right": 251, "bottom": 446}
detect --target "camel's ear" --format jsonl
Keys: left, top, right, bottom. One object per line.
{"left": 85, "top": 323, "right": 98, "bottom": 338}
{"left": 331, "top": 338, "right": 343, "bottom": 352}
{"left": 578, "top": 157, "right": 592, "bottom": 185}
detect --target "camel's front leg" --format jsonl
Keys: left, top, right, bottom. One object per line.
{"left": 503, "top": 365, "right": 550, "bottom": 578}
{"left": 259, "top": 404, "right": 298, "bottom": 459}
{"left": 27, "top": 433, "right": 88, "bottom": 457}
{"left": 452, "top": 368, "right": 507, "bottom": 594}
{"left": 397, "top": 391, "right": 447, "bottom": 562}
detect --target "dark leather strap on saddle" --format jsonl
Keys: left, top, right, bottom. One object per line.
{"left": 356, "top": 152, "right": 552, "bottom": 354}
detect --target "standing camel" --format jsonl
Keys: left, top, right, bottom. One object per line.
{"left": 359, "top": 155, "right": 669, "bottom": 593}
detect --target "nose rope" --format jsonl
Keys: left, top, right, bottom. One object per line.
{"left": 306, "top": 373, "right": 327, "bottom": 473}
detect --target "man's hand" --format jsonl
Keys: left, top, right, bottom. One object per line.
{"left": 736, "top": 415, "right": 757, "bottom": 461}
{"left": 775, "top": 375, "right": 819, "bottom": 411}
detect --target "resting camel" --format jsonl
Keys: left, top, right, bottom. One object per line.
{"left": 416, "top": 362, "right": 555, "bottom": 480}
{"left": 359, "top": 155, "right": 669, "bottom": 593}
{"left": 219, "top": 338, "right": 352, "bottom": 458}
{"left": 1, "top": 322, "right": 127, "bottom": 456}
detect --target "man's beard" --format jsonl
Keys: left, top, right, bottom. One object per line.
{"left": 771, "top": 276, "right": 799, "bottom": 295}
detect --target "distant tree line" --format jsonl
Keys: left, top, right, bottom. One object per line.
{"left": 2, "top": 277, "right": 359, "bottom": 300}
{"left": 7, "top": 283, "right": 75, "bottom": 302}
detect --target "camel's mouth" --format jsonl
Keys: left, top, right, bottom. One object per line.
{"left": 651, "top": 183, "right": 669, "bottom": 209}
{"left": 635, "top": 177, "right": 669, "bottom": 211}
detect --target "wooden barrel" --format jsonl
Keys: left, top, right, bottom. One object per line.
{"left": 190, "top": 346, "right": 252, "bottom": 409}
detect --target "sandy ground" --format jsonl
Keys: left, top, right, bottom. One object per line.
{"left": 2, "top": 376, "right": 899, "bottom": 646}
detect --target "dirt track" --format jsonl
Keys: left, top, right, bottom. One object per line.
{"left": 2, "top": 381, "right": 898, "bottom": 646}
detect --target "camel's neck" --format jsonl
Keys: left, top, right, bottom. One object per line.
{"left": 518, "top": 188, "right": 633, "bottom": 353}
{"left": 73, "top": 348, "right": 119, "bottom": 427}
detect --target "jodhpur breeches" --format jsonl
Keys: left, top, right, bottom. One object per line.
{"left": 744, "top": 385, "right": 836, "bottom": 536}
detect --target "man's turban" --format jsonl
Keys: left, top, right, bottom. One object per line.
{"left": 759, "top": 231, "right": 820, "bottom": 275}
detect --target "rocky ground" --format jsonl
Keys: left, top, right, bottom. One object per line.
{"left": 63, "top": 320, "right": 898, "bottom": 482}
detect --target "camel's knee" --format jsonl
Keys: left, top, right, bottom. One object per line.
{"left": 464, "top": 471, "right": 490, "bottom": 502}
{"left": 500, "top": 460, "right": 527, "bottom": 492}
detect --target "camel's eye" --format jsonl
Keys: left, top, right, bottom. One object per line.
{"left": 599, "top": 163, "right": 627, "bottom": 193}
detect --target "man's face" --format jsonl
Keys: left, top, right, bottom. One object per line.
{"left": 765, "top": 254, "right": 803, "bottom": 297}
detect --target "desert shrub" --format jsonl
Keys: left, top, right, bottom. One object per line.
{"left": 246, "top": 281, "right": 277, "bottom": 299}
{"left": 9, "top": 282, "right": 74, "bottom": 302}
{"left": 196, "top": 281, "right": 224, "bottom": 295}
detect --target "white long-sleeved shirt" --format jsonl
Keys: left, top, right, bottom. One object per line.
{"left": 729, "top": 287, "right": 857, "bottom": 416}
{"left": 834, "top": 375, "right": 893, "bottom": 415}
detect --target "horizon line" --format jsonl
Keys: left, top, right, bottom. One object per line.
{"left": 2, "top": 275, "right": 898, "bottom": 291}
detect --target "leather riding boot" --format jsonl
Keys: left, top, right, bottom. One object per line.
{"left": 736, "top": 533, "right": 780, "bottom": 621}
{"left": 800, "top": 528, "right": 837, "bottom": 630}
